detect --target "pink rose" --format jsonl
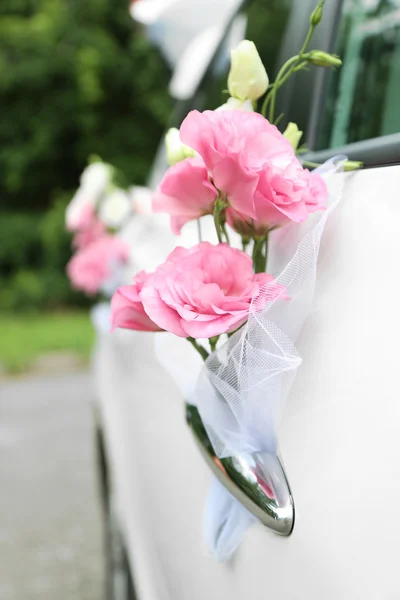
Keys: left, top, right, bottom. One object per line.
{"left": 153, "top": 157, "right": 218, "bottom": 234}
{"left": 304, "top": 170, "right": 327, "bottom": 213}
{"left": 179, "top": 110, "right": 326, "bottom": 230}
{"left": 72, "top": 205, "right": 106, "bottom": 250}
{"left": 138, "top": 242, "right": 283, "bottom": 338}
{"left": 111, "top": 271, "right": 162, "bottom": 332}
{"left": 67, "top": 235, "right": 129, "bottom": 295}
{"left": 227, "top": 167, "right": 327, "bottom": 236}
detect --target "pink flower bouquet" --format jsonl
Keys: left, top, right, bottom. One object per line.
{"left": 67, "top": 235, "right": 129, "bottom": 296}
{"left": 65, "top": 159, "right": 134, "bottom": 297}
{"left": 112, "top": 107, "right": 326, "bottom": 344}
{"left": 111, "top": 0, "right": 360, "bottom": 561}
{"left": 109, "top": 1, "right": 351, "bottom": 373}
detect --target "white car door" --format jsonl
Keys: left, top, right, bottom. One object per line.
{"left": 94, "top": 163, "right": 400, "bottom": 600}
{"left": 95, "top": 0, "right": 400, "bottom": 597}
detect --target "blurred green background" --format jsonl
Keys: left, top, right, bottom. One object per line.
{"left": 0, "top": 0, "right": 290, "bottom": 372}
{"left": 0, "top": 0, "right": 172, "bottom": 371}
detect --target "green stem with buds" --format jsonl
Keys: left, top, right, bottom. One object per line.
{"left": 264, "top": 55, "right": 299, "bottom": 122}
{"left": 261, "top": 6, "right": 321, "bottom": 123}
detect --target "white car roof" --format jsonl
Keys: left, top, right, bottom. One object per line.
{"left": 131, "top": 0, "right": 243, "bottom": 67}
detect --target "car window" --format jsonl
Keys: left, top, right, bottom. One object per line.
{"left": 149, "top": 0, "right": 294, "bottom": 188}
{"left": 317, "top": 0, "right": 400, "bottom": 150}
{"left": 178, "top": 0, "right": 294, "bottom": 115}
{"left": 136, "top": 0, "right": 243, "bottom": 67}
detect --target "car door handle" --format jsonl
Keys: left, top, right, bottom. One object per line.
{"left": 186, "top": 404, "right": 295, "bottom": 536}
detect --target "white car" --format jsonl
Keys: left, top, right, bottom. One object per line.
{"left": 93, "top": 1, "right": 400, "bottom": 598}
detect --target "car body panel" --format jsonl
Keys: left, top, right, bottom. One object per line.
{"left": 94, "top": 164, "right": 400, "bottom": 599}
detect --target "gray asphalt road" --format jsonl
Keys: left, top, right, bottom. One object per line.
{"left": 0, "top": 372, "right": 105, "bottom": 600}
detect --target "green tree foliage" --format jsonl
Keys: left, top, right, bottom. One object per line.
{"left": 0, "top": 0, "right": 172, "bottom": 310}
{"left": 0, "top": 0, "right": 172, "bottom": 211}
{"left": 0, "top": 195, "right": 93, "bottom": 311}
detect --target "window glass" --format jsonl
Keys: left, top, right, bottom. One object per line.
{"left": 149, "top": 0, "right": 296, "bottom": 188}
{"left": 150, "top": 0, "right": 294, "bottom": 188}
{"left": 179, "top": 0, "right": 294, "bottom": 115}
{"left": 318, "top": 0, "right": 400, "bottom": 149}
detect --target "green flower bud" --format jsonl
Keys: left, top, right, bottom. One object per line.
{"left": 310, "top": 1, "right": 325, "bottom": 27}
{"left": 283, "top": 122, "right": 303, "bottom": 150}
{"left": 165, "top": 128, "right": 195, "bottom": 166}
{"left": 304, "top": 50, "right": 342, "bottom": 68}
{"left": 344, "top": 160, "right": 363, "bottom": 171}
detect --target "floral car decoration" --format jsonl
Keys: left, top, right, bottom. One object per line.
{"left": 110, "top": 1, "right": 361, "bottom": 560}
{"left": 65, "top": 159, "right": 133, "bottom": 297}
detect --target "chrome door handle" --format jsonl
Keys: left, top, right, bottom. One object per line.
{"left": 186, "top": 404, "right": 295, "bottom": 536}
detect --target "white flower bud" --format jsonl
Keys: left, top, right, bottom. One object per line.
{"left": 99, "top": 189, "right": 133, "bottom": 228}
{"left": 227, "top": 40, "right": 269, "bottom": 102}
{"left": 283, "top": 122, "right": 303, "bottom": 150}
{"left": 80, "top": 162, "right": 112, "bottom": 197}
{"left": 65, "top": 188, "right": 94, "bottom": 230}
{"left": 216, "top": 97, "right": 254, "bottom": 112}
{"left": 66, "top": 161, "right": 112, "bottom": 229}
{"left": 165, "top": 128, "right": 195, "bottom": 165}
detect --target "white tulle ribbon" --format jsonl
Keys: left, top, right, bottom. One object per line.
{"left": 155, "top": 157, "right": 347, "bottom": 561}
{"left": 204, "top": 478, "right": 256, "bottom": 561}
{"left": 191, "top": 157, "right": 347, "bottom": 560}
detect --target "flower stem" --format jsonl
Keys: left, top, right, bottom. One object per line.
{"left": 187, "top": 337, "right": 209, "bottom": 362}
{"left": 264, "top": 234, "right": 269, "bottom": 272}
{"left": 261, "top": 21, "right": 317, "bottom": 122}
{"left": 252, "top": 237, "right": 260, "bottom": 263}
{"left": 252, "top": 233, "right": 269, "bottom": 273}
{"left": 213, "top": 203, "right": 223, "bottom": 243}
{"left": 266, "top": 55, "right": 299, "bottom": 122}
{"left": 221, "top": 222, "right": 231, "bottom": 245}
{"left": 261, "top": 56, "right": 298, "bottom": 119}
{"left": 209, "top": 336, "right": 219, "bottom": 353}
{"left": 252, "top": 238, "right": 264, "bottom": 273}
